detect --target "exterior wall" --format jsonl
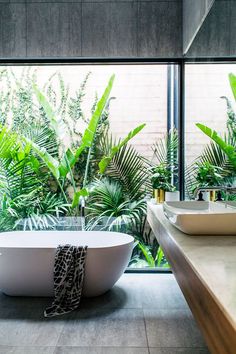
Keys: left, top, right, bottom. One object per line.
{"left": 185, "top": 64, "right": 236, "bottom": 165}
{"left": 78, "top": 65, "right": 167, "bottom": 158}
{"left": 0, "top": 0, "right": 182, "bottom": 59}
{"left": 2, "top": 63, "right": 236, "bottom": 168}
{"left": 2, "top": 65, "right": 167, "bottom": 159}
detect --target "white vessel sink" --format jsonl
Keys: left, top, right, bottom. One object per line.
{"left": 163, "top": 201, "right": 236, "bottom": 235}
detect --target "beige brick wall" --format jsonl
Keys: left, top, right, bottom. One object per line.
{"left": 5, "top": 64, "right": 235, "bottom": 166}
{"left": 35, "top": 65, "right": 167, "bottom": 159}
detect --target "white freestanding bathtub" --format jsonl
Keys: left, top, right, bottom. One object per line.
{"left": 0, "top": 231, "right": 134, "bottom": 297}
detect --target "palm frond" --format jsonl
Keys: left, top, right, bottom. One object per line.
{"left": 86, "top": 178, "right": 146, "bottom": 232}
{"left": 99, "top": 132, "right": 151, "bottom": 200}
{"left": 22, "top": 124, "right": 59, "bottom": 158}
{"left": 185, "top": 137, "right": 236, "bottom": 199}
{"left": 0, "top": 158, "right": 41, "bottom": 200}
{"left": 3, "top": 191, "right": 69, "bottom": 231}
{"left": 151, "top": 129, "right": 178, "bottom": 168}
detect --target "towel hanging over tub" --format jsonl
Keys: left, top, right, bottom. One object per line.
{"left": 44, "top": 244, "right": 88, "bottom": 317}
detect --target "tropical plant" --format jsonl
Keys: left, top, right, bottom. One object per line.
{"left": 197, "top": 74, "right": 236, "bottom": 168}
{"left": 150, "top": 129, "right": 178, "bottom": 192}
{"left": 98, "top": 132, "right": 151, "bottom": 200}
{"left": 86, "top": 178, "right": 146, "bottom": 232}
{"left": 86, "top": 120, "right": 153, "bottom": 240}
{"left": 186, "top": 73, "right": 236, "bottom": 198}
{"left": 151, "top": 163, "right": 176, "bottom": 192}
{"left": 196, "top": 123, "right": 236, "bottom": 169}
{"left": 0, "top": 126, "right": 68, "bottom": 231}
{"left": 195, "top": 162, "right": 223, "bottom": 187}
{"left": 0, "top": 70, "right": 146, "bottom": 231}
{"left": 152, "top": 129, "right": 178, "bottom": 171}
{"left": 130, "top": 242, "right": 170, "bottom": 268}
{"left": 26, "top": 75, "right": 145, "bottom": 209}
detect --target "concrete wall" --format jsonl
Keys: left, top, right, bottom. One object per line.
{"left": 183, "top": 0, "right": 215, "bottom": 54}
{"left": 186, "top": 0, "right": 236, "bottom": 58}
{"left": 0, "top": 0, "right": 182, "bottom": 59}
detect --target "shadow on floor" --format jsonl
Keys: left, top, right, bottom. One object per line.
{"left": 0, "top": 285, "right": 128, "bottom": 320}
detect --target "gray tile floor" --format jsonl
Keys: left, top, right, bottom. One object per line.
{"left": 0, "top": 274, "right": 210, "bottom": 354}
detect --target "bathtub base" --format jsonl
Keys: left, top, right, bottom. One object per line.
{"left": 0, "top": 231, "right": 134, "bottom": 297}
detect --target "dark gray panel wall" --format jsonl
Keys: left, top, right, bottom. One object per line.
{"left": 138, "top": 1, "right": 182, "bottom": 57}
{"left": 0, "top": 0, "right": 182, "bottom": 59}
{"left": 81, "top": 2, "right": 137, "bottom": 57}
{"left": 0, "top": 4, "right": 26, "bottom": 57}
{"left": 186, "top": 0, "right": 235, "bottom": 58}
{"left": 183, "top": 0, "right": 214, "bottom": 54}
{"left": 27, "top": 3, "right": 82, "bottom": 57}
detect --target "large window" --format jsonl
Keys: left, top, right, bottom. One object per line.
{"left": 0, "top": 63, "right": 176, "bottom": 270}
{"left": 6, "top": 62, "right": 235, "bottom": 269}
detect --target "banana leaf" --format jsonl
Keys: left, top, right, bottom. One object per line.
{"left": 0, "top": 126, "right": 19, "bottom": 159}
{"left": 229, "top": 73, "right": 236, "bottom": 101}
{"left": 22, "top": 137, "right": 60, "bottom": 180}
{"left": 59, "top": 74, "right": 115, "bottom": 177}
{"left": 33, "top": 84, "right": 60, "bottom": 135}
{"left": 196, "top": 123, "right": 236, "bottom": 168}
{"left": 31, "top": 75, "right": 115, "bottom": 179}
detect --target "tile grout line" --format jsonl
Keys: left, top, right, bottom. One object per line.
{"left": 53, "top": 319, "right": 65, "bottom": 350}
{"left": 142, "top": 308, "right": 150, "bottom": 350}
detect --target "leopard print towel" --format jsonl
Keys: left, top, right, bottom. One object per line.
{"left": 44, "top": 244, "right": 88, "bottom": 317}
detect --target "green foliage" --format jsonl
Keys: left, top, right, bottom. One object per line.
{"left": 151, "top": 163, "right": 176, "bottom": 192}
{"left": 186, "top": 73, "right": 236, "bottom": 198}
{"left": 12, "top": 192, "right": 68, "bottom": 231}
{"left": 29, "top": 74, "right": 145, "bottom": 210}
{"left": 0, "top": 69, "right": 146, "bottom": 236}
{"left": 0, "top": 69, "right": 114, "bottom": 228}
{"left": 229, "top": 73, "right": 236, "bottom": 101}
{"left": 99, "top": 133, "right": 152, "bottom": 200}
{"left": 196, "top": 123, "right": 236, "bottom": 168}
{"left": 71, "top": 188, "right": 88, "bottom": 209}
{"left": 130, "top": 242, "right": 170, "bottom": 268}
{"left": 196, "top": 73, "right": 236, "bottom": 171}
{"left": 86, "top": 178, "right": 146, "bottom": 232}
{"left": 0, "top": 125, "right": 68, "bottom": 231}
{"left": 195, "top": 161, "right": 223, "bottom": 187}
{"left": 99, "top": 123, "right": 146, "bottom": 174}
{"left": 150, "top": 129, "right": 178, "bottom": 192}
{"left": 31, "top": 74, "right": 115, "bottom": 182}
{"left": 152, "top": 129, "right": 178, "bottom": 170}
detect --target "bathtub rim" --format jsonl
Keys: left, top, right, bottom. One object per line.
{"left": 0, "top": 230, "right": 134, "bottom": 250}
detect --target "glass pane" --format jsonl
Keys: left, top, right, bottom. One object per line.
{"left": 185, "top": 63, "right": 236, "bottom": 199}
{"left": 0, "top": 64, "right": 172, "bottom": 270}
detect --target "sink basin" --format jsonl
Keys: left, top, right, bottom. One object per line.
{"left": 163, "top": 201, "right": 236, "bottom": 235}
